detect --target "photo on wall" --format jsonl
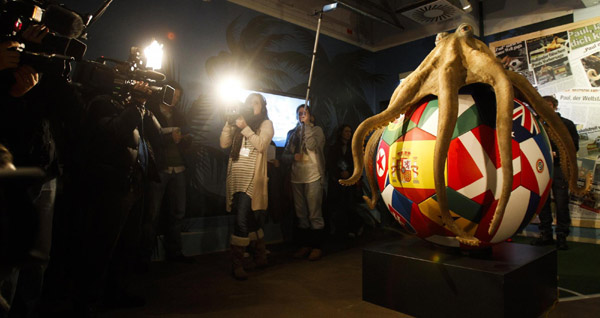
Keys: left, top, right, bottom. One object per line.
{"left": 495, "top": 41, "right": 528, "bottom": 72}
{"left": 526, "top": 31, "right": 570, "bottom": 64}
{"left": 580, "top": 53, "right": 600, "bottom": 87}
{"left": 494, "top": 40, "right": 536, "bottom": 86}
{"left": 533, "top": 57, "right": 572, "bottom": 86}
{"left": 526, "top": 31, "right": 573, "bottom": 92}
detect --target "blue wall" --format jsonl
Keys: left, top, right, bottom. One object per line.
{"left": 54, "top": 1, "right": 576, "bottom": 219}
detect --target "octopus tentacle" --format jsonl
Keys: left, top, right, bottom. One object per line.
{"left": 339, "top": 70, "right": 433, "bottom": 186}
{"left": 436, "top": 66, "right": 479, "bottom": 246}
{"left": 507, "top": 72, "right": 592, "bottom": 195}
{"left": 362, "top": 127, "right": 385, "bottom": 210}
{"left": 486, "top": 73, "right": 516, "bottom": 236}
{"left": 343, "top": 23, "right": 590, "bottom": 247}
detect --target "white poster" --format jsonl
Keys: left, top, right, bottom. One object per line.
{"left": 568, "top": 22, "right": 600, "bottom": 88}
{"left": 554, "top": 88, "right": 600, "bottom": 132}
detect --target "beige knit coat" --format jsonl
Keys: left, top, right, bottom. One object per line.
{"left": 220, "top": 120, "right": 274, "bottom": 212}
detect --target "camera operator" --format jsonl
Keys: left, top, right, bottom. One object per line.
{"left": 0, "top": 23, "right": 64, "bottom": 318}
{"left": 143, "top": 80, "right": 193, "bottom": 264}
{"left": 73, "top": 80, "right": 161, "bottom": 315}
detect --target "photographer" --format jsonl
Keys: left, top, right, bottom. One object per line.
{"left": 220, "top": 93, "right": 273, "bottom": 280}
{"left": 73, "top": 81, "right": 161, "bottom": 314}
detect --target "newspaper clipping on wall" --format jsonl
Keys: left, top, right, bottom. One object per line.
{"left": 491, "top": 19, "right": 600, "bottom": 96}
{"left": 526, "top": 32, "right": 574, "bottom": 95}
{"left": 568, "top": 22, "right": 600, "bottom": 89}
{"left": 554, "top": 88, "right": 600, "bottom": 224}
{"left": 490, "top": 18, "right": 600, "bottom": 227}
{"left": 494, "top": 41, "right": 536, "bottom": 86}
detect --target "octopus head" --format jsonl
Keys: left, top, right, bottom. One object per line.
{"left": 456, "top": 23, "right": 474, "bottom": 38}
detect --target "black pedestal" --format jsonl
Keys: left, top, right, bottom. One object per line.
{"left": 363, "top": 238, "right": 556, "bottom": 318}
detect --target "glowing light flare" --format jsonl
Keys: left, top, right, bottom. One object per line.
{"left": 167, "top": 32, "right": 176, "bottom": 40}
{"left": 216, "top": 75, "right": 247, "bottom": 103}
{"left": 144, "top": 40, "right": 163, "bottom": 70}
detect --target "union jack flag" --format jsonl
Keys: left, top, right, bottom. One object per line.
{"left": 513, "top": 103, "right": 540, "bottom": 135}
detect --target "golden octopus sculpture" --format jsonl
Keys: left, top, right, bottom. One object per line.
{"left": 340, "top": 23, "right": 592, "bottom": 246}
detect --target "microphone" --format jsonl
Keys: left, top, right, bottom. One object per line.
{"left": 42, "top": 5, "right": 85, "bottom": 39}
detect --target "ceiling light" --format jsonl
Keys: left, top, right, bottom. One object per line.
{"left": 459, "top": 0, "right": 472, "bottom": 13}
{"left": 323, "top": 3, "right": 338, "bottom": 13}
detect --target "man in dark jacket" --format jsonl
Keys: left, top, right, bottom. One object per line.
{"left": 143, "top": 81, "right": 193, "bottom": 263}
{"left": 531, "top": 96, "right": 579, "bottom": 250}
{"left": 74, "top": 82, "right": 161, "bottom": 314}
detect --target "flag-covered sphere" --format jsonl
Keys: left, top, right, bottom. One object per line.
{"left": 376, "top": 94, "right": 553, "bottom": 248}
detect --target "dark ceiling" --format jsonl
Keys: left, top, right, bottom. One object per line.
{"left": 229, "top": 0, "right": 593, "bottom": 51}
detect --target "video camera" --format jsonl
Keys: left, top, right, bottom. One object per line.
{"left": 0, "top": 0, "right": 87, "bottom": 73}
{"left": 224, "top": 100, "right": 255, "bottom": 125}
{"left": 71, "top": 47, "right": 176, "bottom": 106}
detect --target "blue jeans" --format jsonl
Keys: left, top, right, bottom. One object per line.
{"left": 231, "top": 192, "right": 260, "bottom": 237}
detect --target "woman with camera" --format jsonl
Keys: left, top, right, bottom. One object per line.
{"left": 220, "top": 93, "right": 273, "bottom": 280}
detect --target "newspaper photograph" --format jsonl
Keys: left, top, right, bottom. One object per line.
{"left": 494, "top": 41, "right": 536, "bottom": 86}
{"left": 527, "top": 32, "right": 574, "bottom": 95}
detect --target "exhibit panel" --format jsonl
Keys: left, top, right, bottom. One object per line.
{"left": 491, "top": 17, "right": 600, "bottom": 244}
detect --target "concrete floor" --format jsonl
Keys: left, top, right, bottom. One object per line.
{"left": 95, "top": 231, "right": 599, "bottom": 318}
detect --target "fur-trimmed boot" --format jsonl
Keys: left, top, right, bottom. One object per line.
{"left": 251, "top": 229, "right": 268, "bottom": 268}
{"left": 231, "top": 235, "right": 250, "bottom": 280}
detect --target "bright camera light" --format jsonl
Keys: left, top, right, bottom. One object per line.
{"left": 216, "top": 76, "right": 246, "bottom": 102}
{"left": 144, "top": 40, "right": 163, "bottom": 70}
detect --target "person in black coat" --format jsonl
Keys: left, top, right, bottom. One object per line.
{"left": 531, "top": 96, "right": 579, "bottom": 250}
{"left": 74, "top": 82, "right": 161, "bottom": 314}
{"left": 326, "top": 124, "right": 363, "bottom": 239}
{"left": 143, "top": 81, "right": 193, "bottom": 263}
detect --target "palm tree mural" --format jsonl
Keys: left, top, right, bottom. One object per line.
{"left": 205, "top": 15, "right": 307, "bottom": 91}
{"left": 205, "top": 14, "right": 385, "bottom": 140}
{"left": 186, "top": 14, "right": 385, "bottom": 216}
{"left": 187, "top": 15, "right": 307, "bottom": 216}
{"left": 287, "top": 28, "right": 385, "bottom": 139}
